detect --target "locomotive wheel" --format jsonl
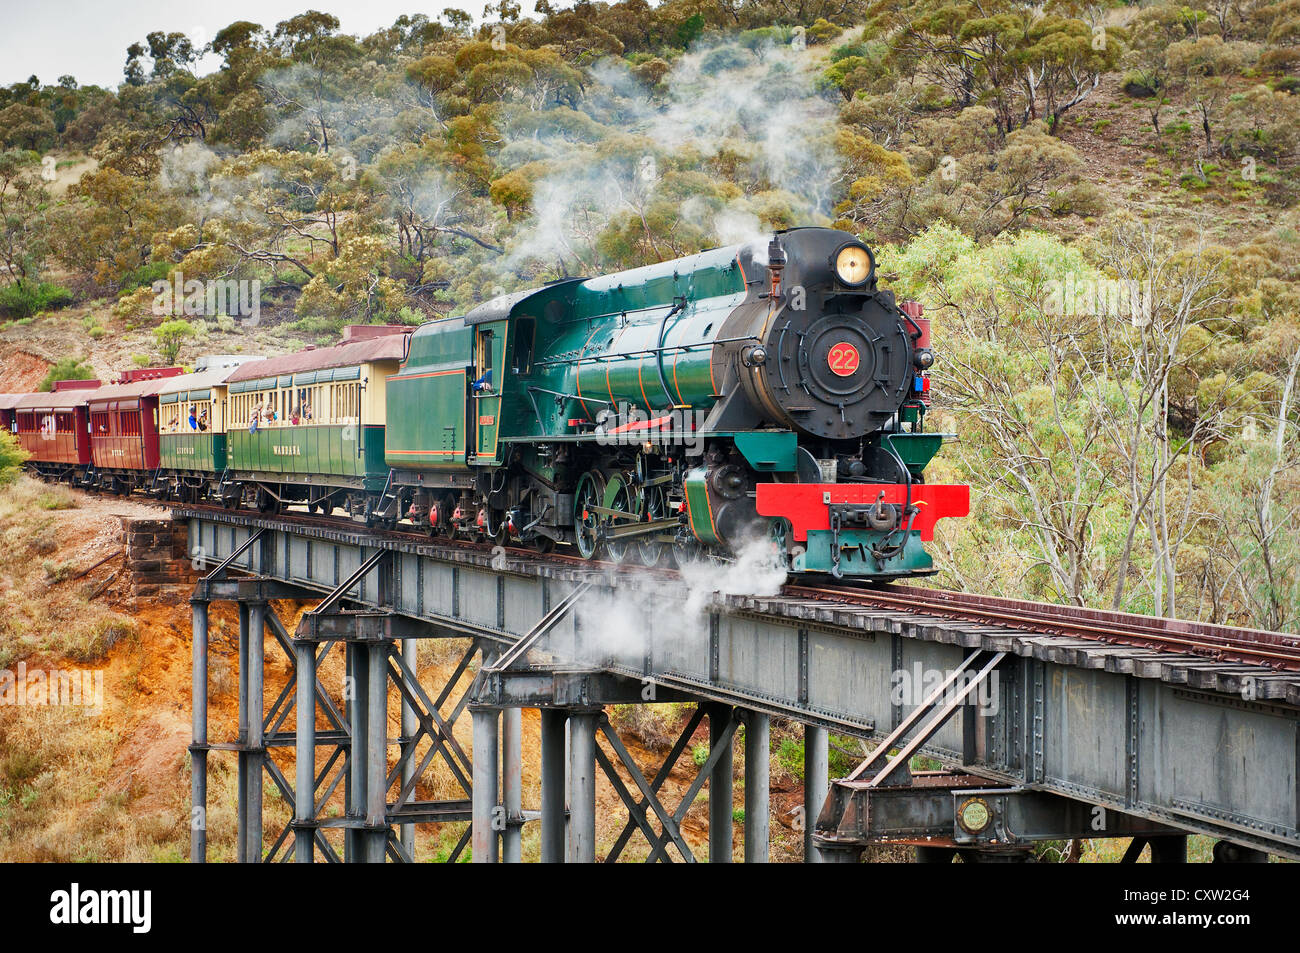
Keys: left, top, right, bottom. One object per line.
{"left": 602, "top": 473, "right": 637, "bottom": 564}
{"left": 768, "top": 518, "right": 793, "bottom": 572}
{"left": 573, "top": 471, "right": 605, "bottom": 560}
{"left": 636, "top": 485, "right": 670, "bottom": 568}
{"left": 672, "top": 534, "right": 703, "bottom": 568}
{"left": 435, "top": 493, "right": 458, "bottom": 540}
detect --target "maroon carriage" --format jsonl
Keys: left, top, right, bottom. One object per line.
{"left": 0, "top": 393, "right": 20, "bottom": 436}
{"left": 87, "top": 368, "right": 183, "bottom": 492}
{"left": 12, "top": 380, "right": 101, "bottom": 479}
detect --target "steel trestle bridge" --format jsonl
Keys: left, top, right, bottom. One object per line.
{"left": 178, "top": 506, "right": 1300, "bottom": 863}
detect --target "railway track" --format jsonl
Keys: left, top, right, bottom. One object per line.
{"left": 179, "top": 501, "right": 1300, "bottom": 672}
{"left": 783, "top": 584, "right": 1300, "bottom": 672}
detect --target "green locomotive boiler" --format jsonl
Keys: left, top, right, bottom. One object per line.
{"left": 383, "top": 226, "right": 968, "bottom": 579}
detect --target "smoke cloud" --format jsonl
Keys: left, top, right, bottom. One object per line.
{"left": 566, "top": 537, "right": 789, "bottom": 666}
{"left": 500, "top": 37, "right": 841, "bottom": 272}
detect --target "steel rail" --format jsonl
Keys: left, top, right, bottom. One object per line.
{"left": 784, "top": 584, "right": 1300, "bottom": 671}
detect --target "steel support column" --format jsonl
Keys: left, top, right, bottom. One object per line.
{"left": 245, "top": 600, "right": 265, "bottom": 863}
{"left": 804, "top": 724, "right": 828, "bottom": 863}
{"left": 399, "top": 637, "right": 417, "bottom": 856}
{"left": 540, "top": 708, "right": 567, "bottom": 863}
{"left": 568, "top": 709, "right": 599, "bottom": 863}
{"left": 236, "top": 601, "right": 249, "bottom": 863}
{"left": 744, "top": 710, "right": 770, "bottom": 863}
{"left": 365, "top": 640, "right": 389, "bottom": 863}
{"left": 708, "top": 703, "right": 735, "bottom": 863}
{"left": 502, "top": 706, "right": 523, "bottom": 863}
{"left": 346, "top": 642, "right": 369, "bottom": 862}
{"left": 1149, "top": 835, "right": 1187, "bottom": 863}
{"left": 293, "top": 637, "right": 316, "bottom": 862}
{"left": 189, "top": 598, "right": 209, "bottom": 864}
{"left": 471, "top": 707, "right": 500, "bottom": 863}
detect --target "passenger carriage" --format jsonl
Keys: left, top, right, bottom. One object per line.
{"left": 156, "top": 357, "right": 264, "bottom": 504}
{"left": 224, "top": 326, "right": 407, "bottom": 515}
{"left": 12, "top": 380, "right": 101, "bottom": 481}
{"left": 86, "top": 368, "right": 183, "bottom": 494}
{"left": 0, "top": 393, "right": 21, "bottom": 440}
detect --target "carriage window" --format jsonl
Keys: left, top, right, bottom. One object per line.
{"left": 329, "top": 382, "right": 359, "bottom": 424}
{"left": 120, "top": 412, "right": 142, "bottom": 436}
{"left": 91, "top": 411, "right": 111, "bottom": 434}
{"left": 514, "top": 318, "right": 535, "bottom": 373}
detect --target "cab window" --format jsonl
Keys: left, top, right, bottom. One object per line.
{"left": 513, "top": 318, "right": 535, "bottom": 374}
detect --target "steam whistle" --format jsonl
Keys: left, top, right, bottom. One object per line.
{"left": 767, "top": 234, "right": 786, "bottom": 298}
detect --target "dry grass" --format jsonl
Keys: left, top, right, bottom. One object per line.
{"left": 0, "top": 477, "right": 137, "bottom": 668}
{"left": 0, "top": 477, "right": 203, "bottom": 861}
{"left": 0, "top": 701, "right": 194, "bottom": 862}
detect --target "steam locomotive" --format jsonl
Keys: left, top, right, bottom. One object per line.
{"left": 3, "top": 226, "right": 968, "bottom": 579}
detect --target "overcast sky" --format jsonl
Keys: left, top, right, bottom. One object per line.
{"left": 1, "top": 0, "right": 535, "bottom": 89}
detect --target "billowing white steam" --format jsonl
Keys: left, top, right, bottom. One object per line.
{"left": 565, "top": 538, "right": 789, "bottom": 665}
{"left": 501, "top": 38, "right": 840, "bottom": 272}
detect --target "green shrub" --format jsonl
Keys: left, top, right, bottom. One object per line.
{"left": 395, "top": 306, "right": 428, "bottom": 326}
{"left": 0, "top": 431, "right": 27, "bottom": 485}
{"left": 0, "top": 281, "right": 74, "bottom": 319}
{"left": 36, "top": 487, "right": 76, "bottom": 510}
{"left": 292, "top": 314, "right": 344, "bottom": 336}
{"left": 776, "top": 738, "right": 805, "bottom": 779}
{"left": 42, "top": 560, "right": 75, "bottom": 583}
{"left": 118, "top": 261, "right": 172, "bottom": 293}
{"left": 829, "top": 42, "right": 869, "bottom": 63}
{"left": 37, "top": 357, "right": 95, "bottom": 392}
{"left": 154, "top": 318, "right": 195, "bottom": 364}
{"left": 699, "top": 46, "right": 750, "bottom": 76}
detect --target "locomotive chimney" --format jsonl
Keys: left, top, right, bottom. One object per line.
{"left": 767, "top": 234, "right": 785, "bottom": 298}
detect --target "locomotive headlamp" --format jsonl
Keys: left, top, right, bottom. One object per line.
{"left": 742, "top": 345, "right": 768, "bottom": 367}
{"left": 833, "top": 243, "right": 873, "bottom": 287}
{"left": 914, "top": 348, "right": 934, "bottom": 369}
